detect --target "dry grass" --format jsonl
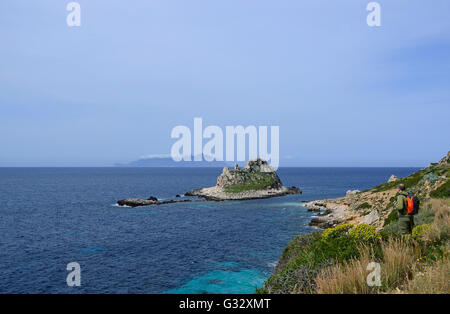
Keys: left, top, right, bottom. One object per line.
{"left": 315, "top": 239, "right": 420, "bottom": 294}
{"left": 430, "top": 199, "right": 450, "bottom": 234}
{"left": 315, "top": 246, "right": 375, "bottom": 294}
{"left": 314, "top": 199, "right": 449, "bottom": 294}
{"left": 380, "top": 238, "right": 419, "bottom": 289}
{"left": 402, "top": 256, "right": 450, "bottom": 294}
{"left": 417, "top": 199, "right": 450, "bottom": 243}
{"left": 398, "top": 199, "right": 450, "bottom": 293}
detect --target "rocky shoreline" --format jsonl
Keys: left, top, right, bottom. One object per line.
{"left": 304, "top": 151, "right": 450, "bottom": 229}
{"left": 303, "top": 187, "right": 392, "bottom": 230}
{"left": 185, "top": 185, "right": 301, "bottom": 201}
{"left": 305, "top": 200, "right": 361, "bottom": 229}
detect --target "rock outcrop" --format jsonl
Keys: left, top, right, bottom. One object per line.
{"left": 361, "top": 209, "right": 380, "bottom": 225}
{"left": 438, "top": 151, "right": 450, "bottom": 166}
{"left": 117, "top": 196, "right": 197, "bottom": 207}
{"left": 305, "top": 191, "right": 392, "bottom": 230}
{"left": 117, "top": 198, "right": 159, "bottom": 207}
{"left": 216, "top": 161, "right": 282, "bottom": 190}
{"left": 186, "top": 158, "right": 301, "bottom": 201}
{"left": 346, "top": 190, "right": 360, "bottom": 197}
{"left": 388, "top": 175, "right": 398, "bottom": 183}
{"left": 306, "top": 201, "right": 357, "bottom": 228}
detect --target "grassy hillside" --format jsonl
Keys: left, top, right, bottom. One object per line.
{"left": 259, "top": 152, "right": 450, "bottom": 294}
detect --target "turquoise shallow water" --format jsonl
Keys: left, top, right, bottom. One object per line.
{"left": 0, "top": 167, "right": 419, "bottom": 293}
{"left": 167, "top": 263, "right": 266, "bottom": 294}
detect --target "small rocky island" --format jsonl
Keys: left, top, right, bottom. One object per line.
{"left": 185, "top": 158, "right": 302, "bottom": 201}
{"left": 117, "top": 158, "right": 301, "bottom": 207}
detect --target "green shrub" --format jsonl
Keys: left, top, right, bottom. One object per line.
{"left": 420, "top": 172, "right": 440, "bottom": 185}
{"left": 223, "top": 173, "right": 276, "bottom": 193}
{"left": 356, "top": 202, "right": 372, "bottom": 210}
{"left": 430, "top": 179, "right": 450, "bottom": 199}
{"left": 259, "top": 232, "right": 328, "bottom": 293}
{"left": 414, "top": 203, "right": 435, "bottom": 225}
{"left": 349, "top": 224, "right": 381, "bottom": 242}
{"left": 412, "top": 224, "right": 433, "bottom": 240}
{"left": 321, "top": 224, "right": 352, "bottom": 242}
{"left": 261, "top": 225, "right": 369, "bottom": 293}
{"left": 273, "top": 232, "right": 322, "bottom": 271}
{"left": 419, "top": 244, "right": 447, "bottom": 264}
{"left": 318, "top": 224, "right": 364, "bottom": 263}
{"left": 384, "top": 209, "right": 399, "bottom": 226}
{"left": 258, "top": 263, "right": 324, "bottom": 294}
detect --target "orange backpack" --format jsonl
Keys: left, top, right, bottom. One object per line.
{"left": 405, "top": 194, "right": 420, "bottom": 215}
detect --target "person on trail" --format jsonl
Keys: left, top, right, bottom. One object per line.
{"left": 395, "top": 183, "right": 415, "bottom": 234}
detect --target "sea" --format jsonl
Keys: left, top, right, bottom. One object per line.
{"left": 0, "top": 167, "right": 419, "bottom": 293}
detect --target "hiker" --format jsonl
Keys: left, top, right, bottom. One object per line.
{"left": 395, "top": 183, "right": 415, "bottom": 234}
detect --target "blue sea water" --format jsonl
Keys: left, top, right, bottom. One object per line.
{"left": 0, "top": 167, "right": 419, "bottom": 294}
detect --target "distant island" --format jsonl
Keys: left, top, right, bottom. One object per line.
{"left": 115, "top": 155, "right": 232, "bottom": 167}
{"left": 185, "top": 158, "right": 301, "bottom": 201}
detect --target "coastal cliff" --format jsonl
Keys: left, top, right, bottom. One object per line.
{"left": 185, "top": 158, "right": 301, "bottom": 201}
{"left": 259, "top": 152, "right": 450, "bottom": 294}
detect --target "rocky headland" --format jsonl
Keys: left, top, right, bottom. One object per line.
{"left": 260, "top": 152, "right": 450, "bottom": 294}
{"left": 185, "top": 158, "right": 302, "bottom": 201}
{"left": 305, "top": 151, "right": 450, "bottom": 230}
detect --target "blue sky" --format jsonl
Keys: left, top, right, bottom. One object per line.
{"left": 0, "top": 0, "right": 449, "bottom": 166}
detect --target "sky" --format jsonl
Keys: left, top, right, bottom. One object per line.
{"left": 0, "top": 0, "right": 449, "bottom": 167}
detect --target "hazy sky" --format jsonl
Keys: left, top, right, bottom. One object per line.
{"left": 0, "top": 0, "right": 449, "bottom": 166}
